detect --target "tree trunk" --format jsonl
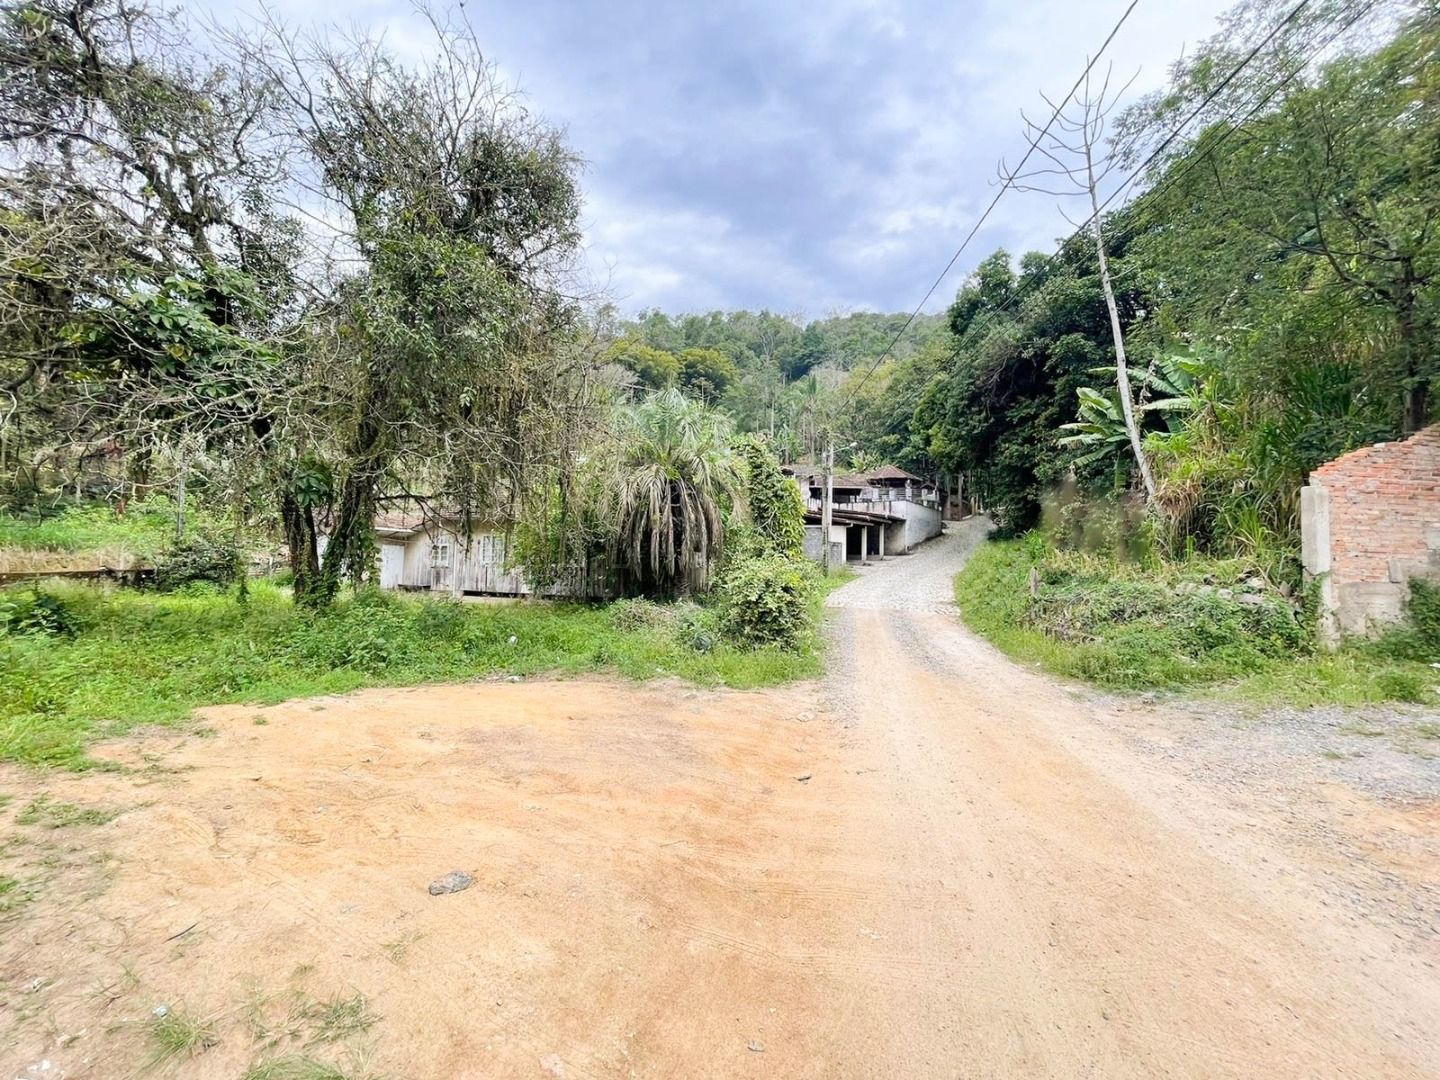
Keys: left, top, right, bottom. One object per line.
{"left": 174, "top": 451, "right": 187, "bottom": 542}
{"left": 1086, "top": 146, "right": 1156, "bottom": 504}
{"left": 281, "top": 487, "right": 321, "bottom": 603}
{"left": 317, "top": 464, "right": 380, "bottom": 604}
{"left": 1395, "top": 269, "right": 1430, "bottom": 433}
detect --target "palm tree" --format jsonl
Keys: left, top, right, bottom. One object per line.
{"left": 614, "top": 389, "right": 740, "bottom": 596}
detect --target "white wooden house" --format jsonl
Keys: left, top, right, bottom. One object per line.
{"left": 329, "top": 509, "right": 610, "bottom": 599}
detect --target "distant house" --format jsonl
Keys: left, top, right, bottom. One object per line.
{"left": 322, "top": 507, "right": 611, "bottom": 599}
{"left": 780, "top": 464, "right": 943, "bottom": 565}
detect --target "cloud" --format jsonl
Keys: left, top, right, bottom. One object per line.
{"left": 207, "top": 0, "right": 1231, "bottom": 316}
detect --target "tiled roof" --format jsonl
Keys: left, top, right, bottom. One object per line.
{"left": 864, "top": 465, "right": 925, "bottom": 483}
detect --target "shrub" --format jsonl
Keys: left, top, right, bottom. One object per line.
{"left": 674, "top": 605, "right": 721, "bottom": 653}
{"left": 1372, "top": 579, "right": 1440, "bottom": 663}
{"left": 741, "top": 437, "right": 805, "bottom": 557}
{"left": 960, "top": 535, "right": 1315, "bottom": 690}
{"left": 1369, "top": 669, "right": 1429, "bottom": 704}
{"left": 717, "top": 553, "right": 817, "bottom": 650}
{"left": 609, "top": 597, "right": 678, "bottom": 633}
{"left": 153, "top": 534, "right": 239, "bottom": 591}
{"left": 0, "top": 588, "right": 85, "bottom": 637}
{"left": 1408, "top": 580, "right": 1440, "bottom": 652}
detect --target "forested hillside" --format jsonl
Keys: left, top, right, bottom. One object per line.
{"left": 597, "top": 308, "right": 948, "bottom": 463}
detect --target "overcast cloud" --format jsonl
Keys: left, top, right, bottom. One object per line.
{"left": 210, "top": 0, "right": 1231, "bottom": 317}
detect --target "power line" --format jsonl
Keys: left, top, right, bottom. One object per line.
{"left": 943, "top": 0, "right": 1371, "bottom": 362}
{"left": 839, "top": 0, "right": 1143, "bottom": 409}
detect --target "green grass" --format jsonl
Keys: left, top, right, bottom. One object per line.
{"left": 303, "top": 993, "right": 377, "bottom": 1045}
{"left": 145, "top": 1007, "right": 219, "bottom": 1067}
{"left": 0, "top": 873, "right": 24, "bottom": 912}
{"left": 242, "top": 1059, "right": 364, "bottom": 1080}
{"left": 15, "top": 794, "right": 120, "bottom": 828}
{"left": 0, "top": 496, "right": 212, "bottom": 558}
{"left": 1, "top": 580, "right": 833, "bottom": 769}
{"left": 956, "top": 538, "right": 1439, "bottom": 706}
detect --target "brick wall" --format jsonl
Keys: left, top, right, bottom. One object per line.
{"left": 1301, "top": 425, "right": 1440, "bottom": 639}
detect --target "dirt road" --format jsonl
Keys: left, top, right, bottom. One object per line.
{"left": 4, "top": 519, "right": 1439, "bottom": 1078}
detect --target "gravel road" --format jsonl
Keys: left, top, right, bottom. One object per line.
{"left": 813, "top": 518, "right": 1440, "bottom": 1076}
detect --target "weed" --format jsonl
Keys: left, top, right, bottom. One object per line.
{"left": 956, "top": 537, "right": 1440, "bottom": 706}
{"left": 0, "top": 873, "right": 32, "bottom": 913}
{"left": 146, "top": 1007, "right": 219, "bottom": 1067}
{"left": 254, "top": 716, "right": 270, "bottom": 726}
{"left": 16, "top": 795, "right": 119, "bottom": 828}
{"left": 243, "top": 1053, "right": 380, "bottom": 1080}
{"left": 304, "top": 992, "right": 377, "bottom": 1044}
{"left": 1, "top": 580, "right": 829, "bottom": 769}
{"left": 381, "top": 931, "right": 422, "bottom": 965}
{"left": 1368, "top": 670, "right": 1429, "bottom": 704}
{"left": 242, "top": 1058, "right": 349, "bottom": 1080}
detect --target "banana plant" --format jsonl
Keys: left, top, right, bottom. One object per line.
{"left": 1059, "top": 353, "right": 1210, "bottom": 481}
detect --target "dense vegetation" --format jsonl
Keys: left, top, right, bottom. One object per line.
{"left": 0, "top": 578, "right": 839, "bottom": 769}
{"left": 912, "top": 1, "right": 1437, "bottom": 554}
{"left": 956, "top": 539, "right": 1438, "bottom": 703}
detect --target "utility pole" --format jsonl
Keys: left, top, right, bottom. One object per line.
{"left": 175, "top": 447, "right": 187, "bottom": 542}
{"left": 820, "top": 436, "right": 834, "bottom": 576}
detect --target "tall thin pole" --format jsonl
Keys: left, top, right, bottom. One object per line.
{"left": 821, "top": 437, "right": 834, "bottom": 576}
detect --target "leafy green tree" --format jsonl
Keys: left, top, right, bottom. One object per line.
{"left": 604, "top": 340, "right": 680, "bottom": 390}
{"left": 0, "top": 0, "right": 296, "bottom": 488}
{"left": 915, "top": 241, "right": 1135, "bottom": 531}
{"left": 1134, "top": 8, "right": 1439, "bottom": 434}
{"left": 775, "top": 325, "right": 829, "bottom": 380}
{"left": 740, "top": 437, "right": 804, "bottom": 557}
{"left": 246, "top": 16, "right": 597, "bottom": 604}
{"left": 677, "top": 347, "right": 738, "bottom": 404}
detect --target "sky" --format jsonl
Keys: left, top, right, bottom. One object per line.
{"left": 210, "top": 0, "right": 1233, "bottom": 318}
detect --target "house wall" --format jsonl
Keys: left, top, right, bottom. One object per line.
{"left": 378, "top": 541, "right": 405, "bottom": 589}
{"left": 391, "top": 524, "right": 611, "bottom": 598}
{"left": 398, "top": 525, "right": 520, "bottom": 595}
{"left": 1301, "top": 425, "right": 1440, "bottom": 641}
{"left": 866, "top": 499, "right": 942, "bottom": 551}
{"left": 803, "top": 524, "right": 846, "bottom": 567}
{"left": 400, "top": 531, "right": 436, "bottom": 589}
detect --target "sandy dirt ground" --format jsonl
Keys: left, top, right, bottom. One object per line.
{"left": 3, "top": 518, "right": 1439, "bottom": 1078}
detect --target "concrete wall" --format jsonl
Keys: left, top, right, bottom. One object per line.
{"left": 1301, "top": 424, "right": 1440, "bottom": 641}
{"left": 803, "top": 523, "right": 846, "bottom": 567}
{"left": 867, "top": 499, "right": 942, "bottom": 551}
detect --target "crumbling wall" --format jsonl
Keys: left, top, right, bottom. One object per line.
{"left": 1301, "top": 425, "right": 1440, "bottom": 641}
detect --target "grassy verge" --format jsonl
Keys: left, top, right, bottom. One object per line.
{"left": 955, "top": 538, "right": 1439, "bottom": 706}
{"left": 2, "top": 580, "right": 837, "bottom": 769}
{"left": 0, "top": 495, "right": 215, "bottom": 557}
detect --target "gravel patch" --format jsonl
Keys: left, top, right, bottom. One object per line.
{"left": 825, "top": 517, "right": 989, "bottom": 614}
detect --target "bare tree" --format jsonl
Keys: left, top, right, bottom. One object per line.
{"left": 1003, "top": 64, "right": 1158, "bottom": 503}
